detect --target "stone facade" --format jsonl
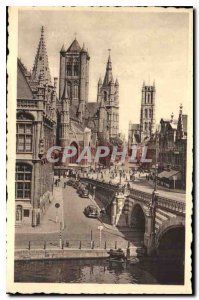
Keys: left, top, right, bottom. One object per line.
{"left": 16, "top": 27, "right": 57, "bottom": 226}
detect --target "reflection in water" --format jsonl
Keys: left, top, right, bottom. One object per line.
{"left": 14, "top": 258, "right": 184, "bottom": 285}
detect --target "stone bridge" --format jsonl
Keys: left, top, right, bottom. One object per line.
{"left": 80, "top": 177, "right": 185, "bottom": 256}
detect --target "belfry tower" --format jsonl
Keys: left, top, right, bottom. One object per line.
{"left": 59, "top": 37, "right": 90, "bottom": 120}
{"left": 97, "top": 50, "right": 119, "bottom": 138}
{"left": 140, "top": 81, "right": 156, "bottom": 141}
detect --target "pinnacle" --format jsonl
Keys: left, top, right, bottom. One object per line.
{"left": 31, "top": 26, "right": 52, "bottom": 85}
{"left": 60, "top": 44, "right": 66, "bottom": 53}
{"left": 62, "top": 80, "right": 68, "bottom": 100}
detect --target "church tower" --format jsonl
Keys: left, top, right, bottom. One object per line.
{"left": 140, "top": 81, "right": 156, "bottom": 141}
{"left": 59, "top": 38, "right": 90, "bottom": 118}
{"left": 97, "top": 51, "right": 119, "bottom": 138}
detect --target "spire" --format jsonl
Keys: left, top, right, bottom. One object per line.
{"left": 171, "top": 112, "right": 174, "bottom": 122}
{"left": 177, "top": 104, "right": 184, "bottom": 139}
{"left": 60, "top": 44, "right": 66, "bottom": 53}
{"left": 103, "top": 49, "right": 113, "bottom": 85}
{"left": 98, "top": 77, "right": 102, "bottom": 85}
{"left": 81, "top": 43, "right": 86, "bottom": 52}
{"left": 179, "top": 103, "right": 183, "bottom": 115}
{"left": 31, "top": 26, "right": 52, "bottom": 86}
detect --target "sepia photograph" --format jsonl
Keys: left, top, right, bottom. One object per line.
{"left": 7, "top": 6, "right": 193, "bottom": 294}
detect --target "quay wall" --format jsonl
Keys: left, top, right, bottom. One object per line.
{"left": 15, "top": 247, "right": 139, "bottom": 261}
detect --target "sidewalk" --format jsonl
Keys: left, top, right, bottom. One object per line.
{"left": 15, "top": 187, "right": 64, "bottom": 234}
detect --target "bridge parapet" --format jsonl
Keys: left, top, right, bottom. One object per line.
{"left": 80, "top": 178, "right": 185, "bottom": 216}
{"left": 157, "top": 196, "right": 185, "bottom": 215}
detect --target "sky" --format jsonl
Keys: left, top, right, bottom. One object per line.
{"left": 18, "top": 7, "right": 192, "bottom": 137}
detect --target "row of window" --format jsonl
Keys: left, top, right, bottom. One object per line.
{"left": 144, "top": 93, "right": 153, "bottom": 104}
{"left": 144, "top": 108, "right": 152, "bottom": 119}
{"left": 108, "top": 113, "right": 119, "bottom": 122}
{"left": 144, "top": 122, "right": 151, "bottom": 131}
{"left": 66, "top": 64, "right": 79, "bottom": 76}
{"left": 67, "top": 84, "right": 79, "bottom": 100}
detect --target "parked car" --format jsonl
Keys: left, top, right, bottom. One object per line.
{"left": 77, "top": 183, "right": 85, "bottom": 194}
{"left": 84, "top": 205, "right": 99, "bottom": 218}
{"left": 67, "top": 179, "right": 74, "bottom": 186}
{"left": 79, "top": 188, "right": 89, "bottom": 198}
{"left": 72, "top": 180, "right": 79, "bottom": 189}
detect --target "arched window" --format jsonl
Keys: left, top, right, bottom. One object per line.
{"left": 74, "top": 64, "right": 79, "bottom": 76}
{"left": 67, "top": 64, "right": 72, "bottom": 76}
{"left": 145, "top": 122, "right": 148, "bottom": 131}
{"left": 16, "top": 113, "right": 34, "bottom": 153}
{"left": 149, "top": 109, "right": 152, "bottom": 118}
{"left": 67, "top": 82, "right": 72, "bottom": 98}
{"left": 15, "top": 163, "right": 32, "bottom": 199}
{"left": 74, "top": 85, "right": 79, "bottom": 99}
{"left": 145, "top": 109, "right": 148, "bottom": 118}
{"left": 149, "top": 122, "right": 151, "bottom": 131}
{"left": 148, "top": 93, "right": 151, "bottom": 103}
{"left": 104, "top": 91, "right": 108, "bottom": 101}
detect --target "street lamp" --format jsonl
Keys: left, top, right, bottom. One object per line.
{"left": 154, "top": 130, "right": 159, "bottom": 192}
{"left": 93, "top": 186, "right": 96, "bottom": 201}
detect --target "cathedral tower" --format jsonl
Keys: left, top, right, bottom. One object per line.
{"left": 97, "top": 51, "right": 119, "bottom": 138}
{"left": 59, "top": 38, "right": 90, "bottom": 113}
{"left": 140, "top": 81, "right": 156, "bottom": 141}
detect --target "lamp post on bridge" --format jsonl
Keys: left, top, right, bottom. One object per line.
{"left": 151, "top": 130, "right": 159, "bottom": 252}
{"left": 93, "top": 186, "right": 96, "bottom": 201}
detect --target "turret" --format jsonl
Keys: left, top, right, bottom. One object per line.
{"left": 97, "top": 77, "right": 102, "bottom": 103}
{"left": 115, "top": 78, "right": 119, "bottom": 106}
{"left": 170, "top": 112, "right": 174, "bottom": 123}
{"left": 177, "top": 104, "right": 184, "bottom": 140}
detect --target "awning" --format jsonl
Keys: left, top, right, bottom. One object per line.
{"left": 158, "top": 169, "right": 181, "bottom": 180}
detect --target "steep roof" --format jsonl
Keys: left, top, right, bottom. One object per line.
{"left": 103, "top": 54, "right": 113, "bottom": 86}
{"left": 31, "top": 26, "right": 52, "bottom": 85}
{"left": 17, "top": 59, "right": 33, "bottom": 99}
{"left": 67, "top": 38, "right": 81, "bottom": 53}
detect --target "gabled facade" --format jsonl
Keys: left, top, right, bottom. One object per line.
{"left": 16, "top": 27, "right": 57, "bottom": 227}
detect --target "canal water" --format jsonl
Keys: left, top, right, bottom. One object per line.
{"left": 14, "top": 258, "right": 184, "bottom": 284}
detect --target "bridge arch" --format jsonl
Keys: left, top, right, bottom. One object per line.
{"left": 130, "top": 203, "right": 146, "bottom": 238}
{"left": 156, "top": 224, "right": 185, "bottom": 260}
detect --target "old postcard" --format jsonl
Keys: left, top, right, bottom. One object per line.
{"left": 7, "top": 6, "right": 193, "bottom": 294}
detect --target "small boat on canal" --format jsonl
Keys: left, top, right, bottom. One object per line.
{"left": 107, "top": 248, "right": 126, "bottom": 264}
